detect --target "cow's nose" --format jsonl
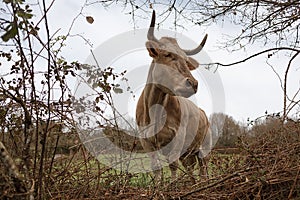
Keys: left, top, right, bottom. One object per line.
{"left": 193, "top": 80, "right": 198, "bottom": 92}
{"left": 186, "top": 79, "right": 198, "bottom": 92}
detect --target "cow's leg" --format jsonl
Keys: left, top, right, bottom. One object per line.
{"left": 168, "top": 160, "right": 179, "bottom": 182}
{"left": 197, "top": 155, "right": 208, "bottom": 180}
{"left": 140, "top": 139, "right": 162, "bottom": 182}
{"left": 180, "top": 155, "right": 197, "bottom": 184}
{"left": 148, "top": 151, "right": 162, "bottom": 181}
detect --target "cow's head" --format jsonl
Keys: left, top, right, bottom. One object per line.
{"left": 146, "top": 10, "right": 207, "bottom": 98}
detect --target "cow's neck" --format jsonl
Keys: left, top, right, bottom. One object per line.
{"left": 141, "top": 62, "right": 170, "bottom": 127}
{"left": 144, "top": 62, "right": 168, "bottom": 107}
{"left": 144, "top": 84, "right": 167, "bottom": 107}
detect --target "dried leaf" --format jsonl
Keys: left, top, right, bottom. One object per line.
{"left": 86, "top": 16, "right": 94, "bottom": 24}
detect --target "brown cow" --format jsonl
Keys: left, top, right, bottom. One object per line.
{"left": 136, "top": 10, "right": 211, "bottom": 183}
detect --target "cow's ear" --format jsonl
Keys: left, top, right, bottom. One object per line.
{"left": 187, "top": 57, "right": 199, "bottom": 70}
{"left": 146, "top": 41, "right": 160, "bottom": 58}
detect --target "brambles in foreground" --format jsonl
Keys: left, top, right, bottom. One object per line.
{"left": 57, "top": 120, "right": 300, "bottom": 199}
{"left": 1, "top": 118, "right": 299, "bottom": 199}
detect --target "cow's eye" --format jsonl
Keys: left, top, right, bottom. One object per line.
{"left": 165, "top": 53, "right": 176, "bottom": 60}
{"left": 165, "top": 53, "right": 172, "bottom": 58}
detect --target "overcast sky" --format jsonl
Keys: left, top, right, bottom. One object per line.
{"left": 44, "top": 0, "right": 299, "bottom": 123}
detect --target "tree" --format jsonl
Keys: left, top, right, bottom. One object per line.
{"left": 210, "top": 113, "right": 243, "bottom": 148}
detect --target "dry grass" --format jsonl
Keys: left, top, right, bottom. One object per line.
{"left": 1, "top": 121, "right": 299, "bottom": 199}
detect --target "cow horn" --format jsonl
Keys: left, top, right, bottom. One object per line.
{"left": 147, "top": 10, "right": 159, "bottom": 43}
{"left": 183, "top": 34, "right": 208, "bottom": 55}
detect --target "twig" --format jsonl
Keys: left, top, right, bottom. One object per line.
{"left": 288, "top": 165, "right": 300, "bottom": 199}
{"left": 283, "top": 52, "right": 299, "bottom": 121}
{"left": 37, "top": 0, "right": 52, "bottom": 199}
{"left": 177, "top": 167, "right": 254, "bottom": 199}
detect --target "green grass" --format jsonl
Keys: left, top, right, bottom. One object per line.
{"left": 51, "top": 151, "right": 244, "bottom": 189}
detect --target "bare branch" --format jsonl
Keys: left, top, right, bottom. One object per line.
{"left": 283, "top": 52, "right": 300, "bottom": 120}
{"left": 203, "top": 47, "right": 300, "bottom": 69}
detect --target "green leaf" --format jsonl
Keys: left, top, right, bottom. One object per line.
{"left": 113, "top": 87, "right": 123, "bottom": 94}
{"left": 3, "top": 0, "right": 12, "bottom": 4}
{"left": 1, "top": 24, "right": 18, "bottom": 42}
{"left": 17, "top": 10, "right": 33, "bottom": 19}
{"left": 3, "top": 0, "right": 24, "bottom": 4}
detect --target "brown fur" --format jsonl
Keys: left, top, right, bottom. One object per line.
{"left": 136, "top": 10, "right": 210, "bottom": 182}
{"left": 136, "top": 38, "right": 210, "bottom": 182}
